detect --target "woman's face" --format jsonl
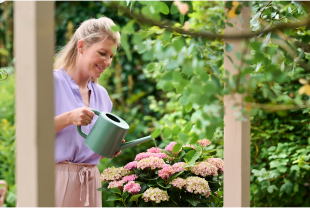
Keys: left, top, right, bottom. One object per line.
{"left": 77, "top": 37, "right": 117, "bottom": 79}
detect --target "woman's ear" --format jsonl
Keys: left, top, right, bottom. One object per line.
{"left": 77, "top": 40, "right": 85, "bottom": 54}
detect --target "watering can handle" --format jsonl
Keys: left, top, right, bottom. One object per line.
{"left": 77, "top": 109, "right": 101, "bottom": 138}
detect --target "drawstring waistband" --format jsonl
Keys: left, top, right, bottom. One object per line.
{"left": 79, "top": 167, "right": 93, "bottom": 206}
{"left": 59, "top": 161, "right": 94, "bottom": 206}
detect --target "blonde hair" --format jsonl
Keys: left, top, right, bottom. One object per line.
{"left": 54, "top": 17, "right": 120, "bottom": 82}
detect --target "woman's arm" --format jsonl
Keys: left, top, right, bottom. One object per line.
{"left": 54, "top": 107, "right": 95, "bottom": 134}
{"left": 54, "top": 111, "right": 72, "bottom": 133}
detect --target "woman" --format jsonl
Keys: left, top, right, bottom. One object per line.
{"left": 53, "top": 17, "right": 121, "bottom": 207}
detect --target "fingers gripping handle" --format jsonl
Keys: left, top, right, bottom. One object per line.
{"left": 77, "top": 109, "right": 101, "bottom": 139}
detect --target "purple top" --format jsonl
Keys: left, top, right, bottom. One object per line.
{"left": 53, "top": 69, "right": 113, "bottom": 165}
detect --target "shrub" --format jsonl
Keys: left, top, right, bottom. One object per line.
{"left": 98, "top": 140, "right": 223, "bottom": 207}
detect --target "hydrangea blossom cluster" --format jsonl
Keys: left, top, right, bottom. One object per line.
{"left": 184, "top": 177, "right": 211, "bottom": 197}
{"left": 147, "top": 147, "right": 162, "bottom": 153}
{"left": 172, "top": 162, "right": 187, "bottom": 172}
{"left": 206, "top": 158, "right": 224, "bottom": 172}
{"left": 165, "top": 142, "right": 177, "bottom": 151}
{"left": 123, "top": 174, "right": 138, "bottom": 182}
{"left": 165, "top": 142, "right": 182, "bottom": 153}
{"left": 100, "top": 143, "right": 224, "bottom": 206}
{"left": 135, "top": 152, "right": 167, "bottom": 161}
{"left": 108, "top": 180, "right": 126, "bottom": 189}
{"left": 161, "top": 164, "right": 171, "bottom": 168}
{"left": 100, "top": 166, "right": 129, "bottom": 182}
{"left": 190, "top": 162, "right": 218, "bottom": 177}
{"left": 169, "top": 177, "right": 186, "bottom": 189}
{"left": 123, "top": 181, "right": 141, "bottom": 195}
{"left": 197, "top": 139, "right": 211, "bottom": 147}
{"left": 158, "top": 165, "right": 175, "bottom": 181}
{"left": 142, "top": 187, "right": 169, "bottom": 203}
{"left": 137, "top": 156, "right": 166, "bottom": 170}
{"left": 124, "top": 161, "right": 138, "bottom": 171}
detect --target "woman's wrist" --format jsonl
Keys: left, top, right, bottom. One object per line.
{"left": 67, "top": 110, "right": 73, "bottom": 125}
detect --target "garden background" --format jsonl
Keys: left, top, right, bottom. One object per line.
{"left": 1, "top": 1, "right": 310, "bottom": 207}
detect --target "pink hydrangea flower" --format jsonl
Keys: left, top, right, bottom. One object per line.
{"left": 184, "top": 177, "right": 211, "bottom": 197}
{"left": 123, "top": 181, "right": 141, "bottom": 195}
{"left": 100, "top": 167, "right": 129, "bottom": 182}
{"left": 135, "top": 152, "right": 166, "bottom": 161}
{"left": 165, "top": 142, "right": 182, "bottom": 154}
{"left": 158, "top": 165, "right": 175, "bottom": 181}
{"left": 161, "top": 164, "right": 171, "bottom": 168}
{"left": 198, "top": 139, "right": 211, "bottom": 147}
{"left": 172, "top": 162, "right": 187, "bottom": 172}
{"left": 165, "top": 142, "right": 177, "bottom": 152}
{"left": 108, "top": 180, "right": 126, "bottom": 189}
{"left": 142, "top": 187, "right": 169, "bottom": 203}
{"left": 137, "top": 156, "right": 166, "bottom": 170}
{"left": 122, "top": 174, "right": 138, "bottom": 182}
{"left": 147, "top": 147, "right": 162, "bottom": 153}
{"left": 169, "top": 177, "right": 186, "bottom": 189}
{"left": 124, "top": 161, "right": 138, "bottom": 171}
{"left": 206, "top": 158, "right": 224, "bottom": 172}
{"left": 190, "top": 162, "right": 218, "bottom": 177}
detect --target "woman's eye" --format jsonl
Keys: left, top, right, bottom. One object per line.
{"left": 99, "top": 52, "right": 106, "bottom": 56}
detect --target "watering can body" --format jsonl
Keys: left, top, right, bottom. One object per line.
{"left": 77, "top": 110, "right": 152, "bottom": 158}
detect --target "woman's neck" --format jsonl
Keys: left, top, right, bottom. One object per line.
{"left": 67, "top": 68, "right": 90, "bottom": 89}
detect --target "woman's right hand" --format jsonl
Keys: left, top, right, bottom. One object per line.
{"left": 69, "top": 107, "right": 96, "bottom": 126}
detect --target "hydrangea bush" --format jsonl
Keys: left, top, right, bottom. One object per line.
{"left": 98, "top": 139, "right": 223, "bottom": 207}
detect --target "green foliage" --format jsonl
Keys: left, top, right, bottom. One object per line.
{"left": 0, "top": 74, "right": 16, "bottom": 207}
{"left": 0, "top": 1, "right": 14, "bottom": 68}
{"left": 248, "top": 2, "right": 310, "bottom": 206}
{"left": 0, "top": 72, "right": 14, "bottom": 124}
{"left": 250, "top": 80, "right": 310, "bottom": 206}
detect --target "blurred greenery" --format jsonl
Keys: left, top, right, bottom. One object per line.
{"left": 0, "top": 1, "right": 13, "bottom": 68}
{"left": 0, "top": 0, "right": 310, "bottom": 207}
{"left": 0, "top": 75, "right": 15, "bottom": 207}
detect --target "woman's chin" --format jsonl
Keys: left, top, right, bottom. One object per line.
{"left": 92, "top": 75, "right": 101, "bottom": 79}
{"left": 90, "top": 71, "right": 102, "bottom": 79}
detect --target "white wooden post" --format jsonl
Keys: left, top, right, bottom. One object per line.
{"left": 15, "top": 2, "right": 55, "bottom": 206}
{"left": 223, "top": 4, "right": 251, "bottom": 207}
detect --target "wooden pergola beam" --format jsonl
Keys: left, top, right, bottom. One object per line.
{"left": 223, "top": 4, "right": 251, "bottom": 207}
{"left": 15, "top": 2, "right": 55, "bottom": 206}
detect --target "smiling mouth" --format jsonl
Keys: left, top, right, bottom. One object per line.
{"left": 96, "top": 65, "right": 104, "bottom": 72}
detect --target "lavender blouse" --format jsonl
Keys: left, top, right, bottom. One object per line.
{"left": 53, "top": 69, "right": 113, "bottom": 165}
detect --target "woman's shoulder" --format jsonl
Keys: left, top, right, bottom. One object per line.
{"left": 53, "top": 69, "right": 66, "bottom": 81}
{"left": 91, "top": 82, "right": 113, "bottom": 111}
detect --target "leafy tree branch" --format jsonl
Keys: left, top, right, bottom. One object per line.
{"left": 107, "top": 2, "right": 310, "bottom": 40}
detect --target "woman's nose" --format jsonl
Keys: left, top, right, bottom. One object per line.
{"left": 104, "top": 58, "right": 112, "bottom": 67}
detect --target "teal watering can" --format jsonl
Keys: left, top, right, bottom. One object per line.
{"left": 77, "top": 109, "right": 152, "bottom": 158}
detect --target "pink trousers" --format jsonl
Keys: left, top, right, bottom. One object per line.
{"left": 55, "top": 161, "right": 102, "bottom": 207}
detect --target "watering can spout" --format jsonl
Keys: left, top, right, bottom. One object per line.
{"left": 118, "top": 135, "right": 153, "bottom": 151}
